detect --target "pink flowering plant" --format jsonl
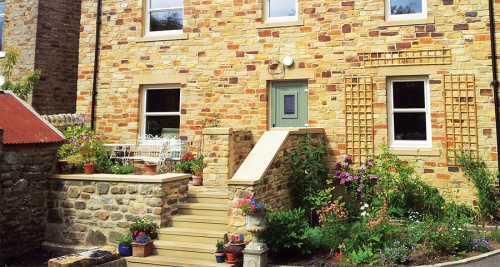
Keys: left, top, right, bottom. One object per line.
{"left": 332, "top": 155, "right": 378, "bottom": 218}
{"left": 134, "top": 231, "right": 151, "bottom": 243}
{"left": 228, "top": 233, "right": 245, "bottom": 244}
{"left": 237, "top": 195, "right": 269, "bottom": 213}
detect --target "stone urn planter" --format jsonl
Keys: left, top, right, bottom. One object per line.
{"left": 245, "top": 212, "right": 267, "bottom": 250}
{"left": 131, "top": 241, "right": 153, "bottom": 257}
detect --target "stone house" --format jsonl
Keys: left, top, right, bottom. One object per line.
{"left": 76, "top": 0, "right": 500, "bottom": 205}
{"left": 1, "top": 0, "right": 80, "bottom": 115}
{"left": 0, "top": 90, "right": 65, "bottom": 259}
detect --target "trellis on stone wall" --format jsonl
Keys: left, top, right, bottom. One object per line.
{"left": 443, "top": 74, "right": 479, "bottom": 166}
{"left": 360, "top": 49, "right": 451, "bottom": 67}
{"left": 344, "top": 75, "right": 374, "bottom": 164}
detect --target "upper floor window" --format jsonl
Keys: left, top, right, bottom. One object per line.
{"left": 145, "top": 0, "right": 183, "bottom": 36}
{"left": 386, "top": 0, "right": 427, "bottom": 21}
{"left": 387, "top": 77, "right": 431, "bottom": 148}
{"left": 141, "top": 86, "right": 181, "bottom": 138}
{"left": 0, "top": 1, "right": 5, "bottom": 51}
{"left": 264, "top": 0, "right": 298, "bottom": 22}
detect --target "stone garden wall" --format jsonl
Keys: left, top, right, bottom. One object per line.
{"left": 44, "top": 174, "right": 190, "bottom": 252}
{"left": 0, "top": 129, "right": 59, "bottom": 260}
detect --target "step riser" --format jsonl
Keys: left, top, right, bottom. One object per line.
{"left": 186, "top": 196, "right": 227, "bottom": 204}
{"left": 178, "top": 209, "right": 227, "bottom": 217}
{"left": 155, "top": 248, "right": 215, "bottom": 261}
{"left": 168, "top": 221, "right": 227, "bottom": 231}
{"left": 158, "top": 234, "right": 222, "bottom": 244}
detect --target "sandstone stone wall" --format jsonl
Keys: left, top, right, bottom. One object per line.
{"left": 202, "top": 128, "right": 254, "bottom": 186}
{"left": 227, "top": 132, "right": 322, "bottom": 233}
{"left": 45, "top": 175, "right": 189, "bottom": 251}
{"left": 3, "top": 0, "right": 80, "bottom": 115}
{"left": 76, "top": 0, "right": 499, "bottom": 204}
{"left": 0, "top": 129, "right": 59, "bottom": 260}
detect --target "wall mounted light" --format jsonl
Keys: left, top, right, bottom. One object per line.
{"left": 282, "top": 56, "right": 294, "bottom": 67}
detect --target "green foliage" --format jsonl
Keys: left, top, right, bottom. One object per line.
{"left": 379, "top": 240, "right": 415, "bottom": 267}
{"left": 215, "top": 239, "right": 225, "bottom": 253}
{"left": 456, "top": 149, "right": 499, "bottom": 221}
{"left": 57, "top": 126, "right": 109, "bottom": 170}
{"left": 203, "top": 112, "right": 221, "bottom": 127}
{"left": 261, "top": 208, "right": 315, "bottom": 255}
{"left": 116, "top": 232, "right": 134, "bottom": 245}
{"left": 419, "top": 219, "right": 471, "bottom": 255}
{"left": 1, "top": 47, "right": 42, "bottom": 101}
{"left": 129, "top": 218, "right": 158, "bottom": 237}
{"left": 346, "top": 245, "right": 380, "bottom": 266}
{"left": 287, "top": 134, "right": 331, "bottom": 216}
{"left": 371, "top": 145, "right": 445, "bottom": 219}
{"left": 490, "top": 226, "right": 500, "bottom": 243}
{"left": 109, "top": 162, "right": 134, "bottom": 174}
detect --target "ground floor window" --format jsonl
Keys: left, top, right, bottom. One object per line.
{"left": 387, "top": 77, "right": 431, "bottom": 148}
{"left": 141, "top": 86, "right": 180, "bottom": 138}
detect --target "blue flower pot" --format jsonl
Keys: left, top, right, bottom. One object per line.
{"left": 118, "top": 244, "right": 132, "bottom": 256}
{"left": 215, "top": 252, "right": 225, "bottom": 263}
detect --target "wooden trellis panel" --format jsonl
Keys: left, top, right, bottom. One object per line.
{"left": 443, "top": 74, "right": 479, "bottom": 165}
{"left": 360, "top": 49, "right": 451, "bottom": 67}
{"left": 344, "top": 75, "right": 374, "bottom": 164}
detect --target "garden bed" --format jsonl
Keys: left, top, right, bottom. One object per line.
{"left": 269, "top": 241, "right": 500, "bottom": 266}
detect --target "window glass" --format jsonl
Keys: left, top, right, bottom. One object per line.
{"left": 147, "top": 0, "right": 183, "bottom": 35}
{"left": 0, "top": 2, "right": 5, "bottom": 51}
{"left": 388, "top": 78, "right": 430, "bottom": 147}
{"left": 269, "top": 0, "right": 296, "bottom": 18}
{"left": 143, "top": 87, "right": 180, "bottom": 137}
{"left": 284, "top": 95, "right": 295, "bottom": 115}
{"left": 386, "top": 0, "right": 426, "bottom": 20}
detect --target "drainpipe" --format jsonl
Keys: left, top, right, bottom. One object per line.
{"left": 91, "top": 0, "right": 102, "bottom": 130}
{"left": 488, "top": 0, "right": 500, "bottom": 187}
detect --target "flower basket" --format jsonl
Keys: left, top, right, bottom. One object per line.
{"left": 131, "top": 241, "right": 153, "bottom": 257}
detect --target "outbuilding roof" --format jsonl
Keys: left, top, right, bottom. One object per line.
{"left": 0, "top": 91, "right": 65, "bottom": 144}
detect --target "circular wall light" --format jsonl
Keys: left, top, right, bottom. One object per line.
{"left": 282, "top": 56, "right": 294, "bottom": 67}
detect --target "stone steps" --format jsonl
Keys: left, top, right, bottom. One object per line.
{"left": 126, "top": 188, "right": 231, "bottom": 267}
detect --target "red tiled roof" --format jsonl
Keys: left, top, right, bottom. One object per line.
{"left": 0, "top": 91, "right": 65, "bottom": 144}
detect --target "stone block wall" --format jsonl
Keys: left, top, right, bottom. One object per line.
{"left": 0, "top": 129, "right": 59, "bottom": 260}
{"left": 45, "top": 175, "right": 189, "bottom": 251}
{"left": 76, "top": 0, "right": 499, "bottom": 203}
{"left": 3, "top": 0, "right": 80, "bottom": 115}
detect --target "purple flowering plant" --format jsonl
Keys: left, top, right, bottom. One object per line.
{"left": 332, "top": 155, "right": 378, "bottom": 214}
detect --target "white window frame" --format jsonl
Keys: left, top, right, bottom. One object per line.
{"left": 387, "top": 76, "right": 431, "bottom": 148}
{"left": 385, "top": 0, "right": 427, "bottom": 21}
{"left": 140, "top": 85, "right": 181, "bottom": 142}
{"left": 145, "top": 0, "right": 183, "bottom": 36}
{"left": 264, "top": 0, "right": 298, "bottom": 23}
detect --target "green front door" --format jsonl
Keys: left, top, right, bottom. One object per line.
{"left": 271, "top": 81, "right": 308, "bottom": 128}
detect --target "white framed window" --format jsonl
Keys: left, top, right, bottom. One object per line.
{"left": 385, "top": 0, "right": 427, "bottom": 21}
{"left": 145, "top": 0, "right": 183, "bottom": 36}
{"left": 387, "top": 77, "right": 431, "bottom": 148}
{"left": 264, "top": 0, "right": 298, "bottom": 23}
{"left": 141, "top": 86, "right": 181, "bottom": 139}
{"left": 0, "top": 1, "right": 5, "bottom": 52}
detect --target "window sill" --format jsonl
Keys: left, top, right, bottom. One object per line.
{"left": 138, "top": 33, "right": 189, "bottom": 42}
{"left": 389, "top": 148, "right": 440, "bottom": 157}
{"left": 256, "top": 19, "right": 304, "bottom": 29}
{"left": 379, "top": 17, "right": 434, "bottom": 27}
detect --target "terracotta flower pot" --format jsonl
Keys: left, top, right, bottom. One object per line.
{"left": 131, "top": 241, "right": 153, "bottom": 257}
{"left": 226, "top": 253, "right": 238, "bottom": 263}
{"left": 144, "top": 163, "right": 157, "bottom": 175}
{"left": 192, "top": 173, "right": 203, "bottom": 186}
{"left": 83, "top": 163, "right": 95, "bottom": 175}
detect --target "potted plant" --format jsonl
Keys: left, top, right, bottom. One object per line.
{"left": 116, "top": 232, "right": 134, "bottom": 256}
{"left": 191, "top": 155, "right": 204, "bottom": 186}
{"left": 215, "top": 239, "right": 225, "bottom": 263}
{"left": 224, "top": 243, "right": 244, "bottom": 263}
{"left": 129, "top": 218, "right": 158, "bottom": 239}
{"left": 226, "top": 233, "right": 246, "bottom": 260}
{"left": 131, "top": 231, "right": 153, "bottom": 257}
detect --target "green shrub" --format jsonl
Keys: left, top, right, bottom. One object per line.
{"left": 379, "top": 240, "right": 415, "bottom": 267}
{"left": 456, "top": 149, "right": 499, "bottom": 221}
{"left": 346, "top": 245, "right": 380, "bottom": 266}
{"left": 261, "top": 208, "right": 314, "bottom": 255}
